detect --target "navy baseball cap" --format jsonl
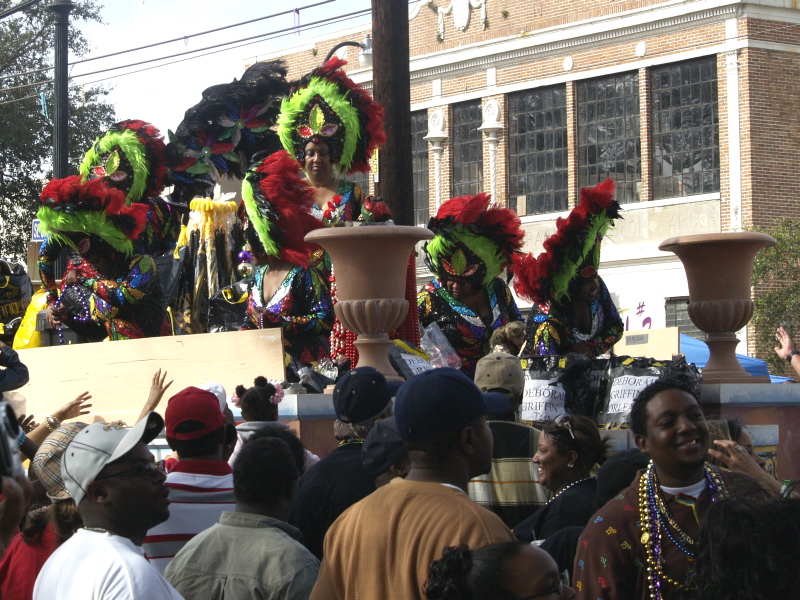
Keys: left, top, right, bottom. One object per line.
{"left": 333, "top": 366, "right": 398, "bottom": 424}
{"left": 394, "top": 368, "right": 510, "bottom": 441}
{"left": 362, "top": 417, "right": 407, "bottom": 478}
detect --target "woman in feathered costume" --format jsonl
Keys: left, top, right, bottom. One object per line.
{"left": 37, "top": 176, "right": 171, "bottom": 341}
{"left": 419, "top": 194, "right": 525, "bottom": 376}
{"left": 239, "top": 151, "right": 334, "bottom": 365}
{"left": 511, "top": 178, "right": 624, "bottom": 357}
{"left": 277, "top": 57, "right": 385, "bottom": 226}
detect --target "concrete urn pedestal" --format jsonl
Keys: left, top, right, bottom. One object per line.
{"left": 306, "top": 224, "right": 433, "bottom": 381}
{"left": 659, "top": 232, "right": 776, "bottom": 384}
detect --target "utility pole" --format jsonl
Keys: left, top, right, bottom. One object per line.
{"left": 371, "top": 0, "right": 413, "bottom": 226}
{"left": 49, "top": 0, "right": 75, "bottom": 179}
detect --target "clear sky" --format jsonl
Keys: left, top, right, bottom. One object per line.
{"left": 77, "top": 0, "right": 372, "bottom": 135}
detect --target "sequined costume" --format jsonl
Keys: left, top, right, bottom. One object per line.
{"left": 309, "top": 180, "right": 364, "bottom": 283}
{"left": 418, "top": 277, "right": 522, "bottom": 377}
{"left": 77, "top": 254, "right": 171, "bottom": 340}
{"left": 525, "top": 275, "right": 623, "bottom": 356}
{"left": 511, "top": 179, "right": 623, "bottom": 358}
{"left": 243, "top": 264, "right": 333, "bottom": 364}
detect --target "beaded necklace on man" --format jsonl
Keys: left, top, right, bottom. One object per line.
{"left": 638, "top": 460, "right": 726, "bottom": 600}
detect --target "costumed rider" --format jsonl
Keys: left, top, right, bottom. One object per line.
{"left": 39, "top": 120, "right": 180, "bottom": 341}
{"left": 418, "top": 193, "right": 525, "bottom": 377}
{"left": 511, "top": 178, "right": 624, "bottom": 357}
{"left": 240, "top": 150, "right": 334, "bottom": 365}
{"left": 277, "top": 57, "right": 419, "bottom": 365}
{"left": 277, "top": 57, "right": 385, "bottom": 227}
{"left": 36, "top": 176, "right": 171, "bottom": 341}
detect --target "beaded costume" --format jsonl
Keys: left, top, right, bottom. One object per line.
{"left": 418, "top": 278, "right": 521, "bottom": 376}
{"left": 278, "top": 57, "right": 422, "bottom": 366}
{"left": 239, "top": 150, "right": 332, "bottom": 365}
{"left": 512, "top": 179, "right": 624, "bottom": 357}
{"left": 36, "top": 176, "right": 171, "bottom": 341}
{"left": 420, "top": 193, "right": 525, "bottom": 376}
{"left": 526, "top": 276, "right": 623, "bottom": 356}
{"left": 243, "top": 264, "right": 333, "bottom": 364}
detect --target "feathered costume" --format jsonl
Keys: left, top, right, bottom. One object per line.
{"left": 167, "top": 61, "right": 289, "bottom": 334}
{"left": 37, "top": 176, "right": 171, "bottom": 340}
{"left": 419, "top": 193, "right": 525, "bottom": 376}
{"left": 38, "top": 120, "right": 181, "bottom": 337}
{"left": 278, "top": 58, "right": 417, "bottom": 365}
{"left": 511, "top": 178, "right": 624, "bottom": 356}
{"left": 240, "top": 151, "right": 334, "bottom": 365}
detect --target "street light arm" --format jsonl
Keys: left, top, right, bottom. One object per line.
{"left": 323, "top": 41, "right": 365, "bottom": 64}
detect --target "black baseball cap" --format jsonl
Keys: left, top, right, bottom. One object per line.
{"left": 361, "top": 417, "right": 406, "bottom": 478}
{"left": 333, "top": 366, "right": 398, "bottom": 424}
{"left": 394, "top": 368, "right": 510, "bottom": 441}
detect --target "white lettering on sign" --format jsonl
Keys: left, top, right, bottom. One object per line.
{"left": 626, "top": 334, "right": 649, "bottom": 346}
{"left": 606, "top": 375, "right": 659, "bottom": 415}
{"left": 521, "top": 378, "right": 566, "bottom": 422}
{"left": 401, "top": 354, "right": 432, "bottom": 376}
{"left": 31, "top": 219, "right": 45, "bottom": 242}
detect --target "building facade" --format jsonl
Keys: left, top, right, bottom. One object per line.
{"left": 255, "top": 0, "right": 800, "bottom": 357}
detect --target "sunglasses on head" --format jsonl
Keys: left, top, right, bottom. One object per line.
{"left": 553, "top": 414, "right": 575, "bottom": 440}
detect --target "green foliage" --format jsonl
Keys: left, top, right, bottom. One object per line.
{"left": 750, "top": 219, "right": 800, "bottom": 373}
{"left": 0, "top": 1, "right": 116, "bottom": 263}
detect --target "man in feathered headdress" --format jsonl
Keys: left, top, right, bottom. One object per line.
{"left": 419, "top": 194, "right": 525, "bottom": 377}
{"left": 239, "top": 150, "right": 334, "bottom": 365}
{"left": 37, "top": 176, "right": 171, "bottom": 341}
{"left": 511, "top": 178, "right": 624, "bottom": 357}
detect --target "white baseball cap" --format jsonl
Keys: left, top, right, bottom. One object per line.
{"left": 61, "top": 412, "right": 164, "bottom": 505}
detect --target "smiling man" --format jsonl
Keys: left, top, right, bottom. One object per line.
{"left": 572, "top": 377, "right": 742, "bottom": 600}
{"left": 33, "top": 414, "right": 184, "bottom": 600}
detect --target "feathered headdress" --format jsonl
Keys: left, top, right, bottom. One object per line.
{"left": 37, "top": 176, "right": 150, "bottom": 256}
{"left": 511, "top": 178, "right": 621, "bottom": 305}
{"left": 277, "top": 57, "right": 385, "bottom": 175}
{"left": 80, "top": 120, "right": 169, "bottom": 204}
{"left": 241, "top": 150, "right": 325, "bottom": 268}
{"left": 168, "top": 60, "right": 290, "bottom": 205}
{"left": 423, "top": 193, "right": 525, "bottom": 287}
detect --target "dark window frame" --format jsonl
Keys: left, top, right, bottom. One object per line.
{"left": 411, "top": 110, "right": 430, "bottom": 226}
{"left": 577, "top": 71, "right": 641, "bottom": 204}
{"left": 451, "top": 100, "right": 484, "bottom": 197}
{"left": 651, "top": 56, "right": 720, "bottom": 200}
{"left": 507, "top": 85, "right": 569, "bottom": 215}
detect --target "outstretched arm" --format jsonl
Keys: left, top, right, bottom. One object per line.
{"left": 775, "top": 327, "right": 800, "bottom": 378}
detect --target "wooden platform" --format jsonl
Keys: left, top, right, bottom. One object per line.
{"left": 15, "top": 329, "right": 285, "bottom": 424}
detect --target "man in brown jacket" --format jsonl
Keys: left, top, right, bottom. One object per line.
{"left": 309, "top": 368, "right": 516, "bottom": 600}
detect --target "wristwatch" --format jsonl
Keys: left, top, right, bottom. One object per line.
{"left": 787, "top": 350, "right": 800, "bottom": 363}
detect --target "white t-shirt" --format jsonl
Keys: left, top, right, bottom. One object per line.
{"left": 33, "top": 528, "right": 184, "bottom": 600}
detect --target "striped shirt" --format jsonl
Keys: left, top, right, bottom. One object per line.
{"left": 143, "top": 460, "right": 236, "bottom": 574}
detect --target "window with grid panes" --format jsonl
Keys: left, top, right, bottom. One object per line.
{"left": 451, "top": 100, "right": 483, "bottom": 197}
{"left": 411, "top": 111, "right": 430, "bottom": 226}
{"left": 651, "top": 57, "right": 720, "bottom": 199}
{"left": 665, "top": 297, "right": 704, "bottom": 340}
{"left": 508, "top": 85, "right": 568, "bottom": 215}
{"left": 577, "top": 72, "right": 641, "bottom": 204}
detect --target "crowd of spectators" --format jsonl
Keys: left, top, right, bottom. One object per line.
{"left": 0, "top": 344, "right": 797, "bottom": 600}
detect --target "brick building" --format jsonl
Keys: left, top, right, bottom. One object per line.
{"left": 253, "top": 0, "right": 800, "bottom": 357}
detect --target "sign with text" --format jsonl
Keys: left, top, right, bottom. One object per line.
{"left": 31, "top": 219, "right": 45, "bottom": 242}
{"left": 605, "top": 375, "right": 659, "bottom": 416}
{"left": 521, "top": 377, "right": 566, "bottom": 422}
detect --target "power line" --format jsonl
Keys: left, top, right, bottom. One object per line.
{"left": 79, "top": 10, "right": 371, "bottom": 87}
{"left": 0, "top": 0, "right": 341, "bottom": 82}
{"left": 0, "top": 6, "right": 371, "bottom": 93}
{"left": 0, "top": 0, "right": 43, "bottom": 21}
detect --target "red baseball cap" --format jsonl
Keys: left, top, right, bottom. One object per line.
{"left": 165, "top": 386, "right": 226, "bottom": 440}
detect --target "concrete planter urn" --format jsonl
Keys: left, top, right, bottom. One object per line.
{"left": 306, "top": 224, "right": 433, "bottom": 381}
{"left": 659, "top": 232, "right": 776, "bottom": 384}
